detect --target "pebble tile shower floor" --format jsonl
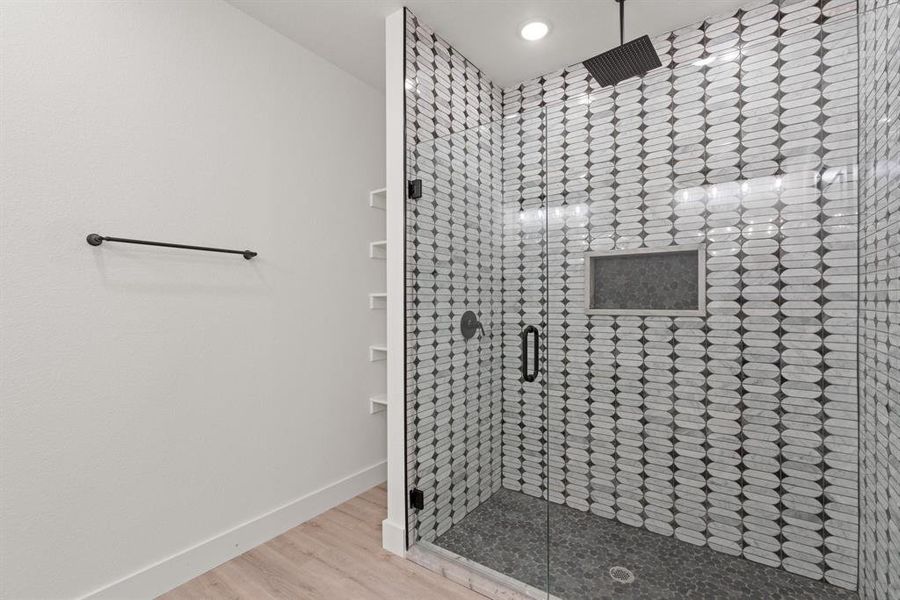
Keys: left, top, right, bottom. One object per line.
{"left": 434, "top": 489, "right": 859, "bottom": 600}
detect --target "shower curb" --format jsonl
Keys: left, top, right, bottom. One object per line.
{"left": 407, "top": 542, "right": 562, "bottom": 600}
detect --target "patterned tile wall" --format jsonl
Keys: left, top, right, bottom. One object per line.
{"left": 500, "top": 0, "right": 859, "bottom": 590}
{"left": 404, "top": 9, "right": 506, "bottom": 543}
{"left": 499, "top": 105, "right": 549, "bottom": 500}
{"left": 858, "top": 1, "right": 900, "bottom": 598}
{"left": 402, "top": 0, "right": 885, "bottom": 594}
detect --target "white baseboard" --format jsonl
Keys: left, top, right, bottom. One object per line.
{"left": 381, "top": 517, "right": 406, "bottom": 557}
{"left": 80, "top": 460, "right": 387, "bottom": 600}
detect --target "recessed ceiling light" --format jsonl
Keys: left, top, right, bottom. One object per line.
{"left": 520, "top": 21, "right": 549, "bottom": 41}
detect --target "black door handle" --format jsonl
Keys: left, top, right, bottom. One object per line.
{"left": 521, "top": 325, "right": 539, "bottom": 382}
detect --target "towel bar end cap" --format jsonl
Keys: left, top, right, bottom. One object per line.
{"left": 87, "top": 233, "right": 103, "bottom": 246}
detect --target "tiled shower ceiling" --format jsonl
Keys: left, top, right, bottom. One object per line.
{"left": 403, "top": 0, "right": 883, "bottom": 594}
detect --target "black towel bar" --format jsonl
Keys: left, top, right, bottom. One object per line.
{"left": 86, "top": 233, "right": 257, "bottom": 260}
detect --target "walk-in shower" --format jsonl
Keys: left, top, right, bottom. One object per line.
{"left": 403, "top": 1, "right": 898, "bottom": 598}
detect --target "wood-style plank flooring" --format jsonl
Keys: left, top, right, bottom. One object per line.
{"left": 158, "top": 484, "right": 485, "bottom": 600}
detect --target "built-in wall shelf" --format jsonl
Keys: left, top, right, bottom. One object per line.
{"left": 369, "top": 188, "right": 387, "bottom": 210}
{"left": 369, "top": 186, "right": 387, "bottom": 418}
{"left": 369, "top": 292, "right": 387, "bottom": 310}
{"left": 369, "top": 345, "right": 387, "bottom": 362}
{"left": 369, "top": 240, "right": 387, "bottom": 260}
{"left": 369, "top": 393, "right": 387, "bottom": 414}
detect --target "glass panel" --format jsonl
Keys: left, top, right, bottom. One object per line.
{"left": 405, "top": 108, "right": 550, "bottom": 597}
{"left": 543, "top": 3, "right": 862, "bottom": 599}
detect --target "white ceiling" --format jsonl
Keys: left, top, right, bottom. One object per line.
{"left": 226, "top": 0, "right": 751, "bottom": 91}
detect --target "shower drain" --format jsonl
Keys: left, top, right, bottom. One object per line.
{"left": 609, "top": 566, "right": 635, "bottom": 584}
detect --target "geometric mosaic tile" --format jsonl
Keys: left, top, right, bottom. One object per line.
{"left": 858, "top": 1, "right": 900, "bottom": 599}
{"left": 404, "top": 0, "right": 877, "bottom": 595}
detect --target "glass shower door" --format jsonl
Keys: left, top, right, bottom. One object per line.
{"left": 405, "top": 109, "right": 551, "bottom": 597}
{"left": 541, "top": 3, "right": 863, "bottom": 597}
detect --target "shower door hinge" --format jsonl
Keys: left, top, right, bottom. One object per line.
{"left": 409, "top": 488, "right": 424, "bottom": 510}
{"left": 408, "top": 179, "right": 422, "bottom": 199}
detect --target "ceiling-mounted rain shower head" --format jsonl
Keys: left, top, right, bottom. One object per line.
{"left": 583, "top": 35, "right": 661, "bottom": 87}
{"left": 582, "top": 0, "right": 662, "bottom": 88}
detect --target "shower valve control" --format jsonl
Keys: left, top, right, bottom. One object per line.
{"left": 461, "top": 311, "right": 485, "bottom": 340}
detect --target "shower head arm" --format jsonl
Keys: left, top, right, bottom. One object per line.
{"left": 616, "top": 0, "right": 625, "bottom": 46}
{"left": 584, "top": 0, "right": 662, "bottom": 87}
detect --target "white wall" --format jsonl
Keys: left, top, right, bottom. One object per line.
{"left": 381, "top": 8, "right": 406, "bottom": 557}
{"left": 0, "top": 2, "right": 386, "bottom": 598}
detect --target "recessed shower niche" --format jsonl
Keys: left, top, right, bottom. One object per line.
{"left": 584, "top": 245, "right": 705, "bottom": 316}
